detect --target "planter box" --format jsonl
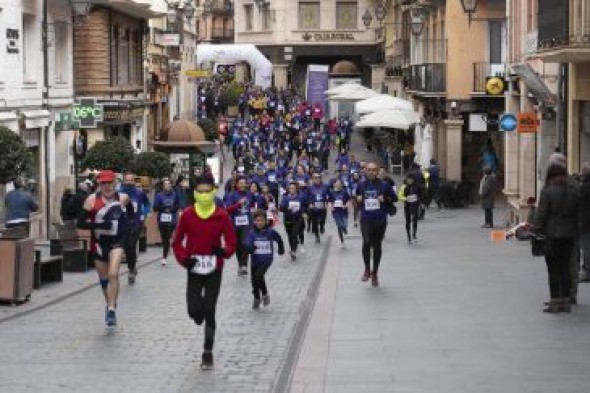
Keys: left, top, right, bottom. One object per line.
{"left": 0, "top": 238, "right": 35, "bottom": 304}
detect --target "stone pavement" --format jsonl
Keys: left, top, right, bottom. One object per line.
{"left": 290, "top": 206, "right": 590, "bottom": 393}
{"left": 0, "top": 225, "right": 329, "bottom": 392}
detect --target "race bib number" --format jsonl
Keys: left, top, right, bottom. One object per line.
{"left": 314, "top": 201, "right": 325, "bottom": 209}
{"left": 334, "top": 199, "right": 344, "bottom": 208}
{"left": 307, "top": 138, "right": 312, "bottom": 145}
{"left": 365, "top": 198, "right": 380, "bottom": 211}
{"left": 160, "top": 213, "right": 173, "bottom": 223}
{"left": 254, "top": 240, "right": 272, "bottom": 255}
{"left": 289, "top": 201, "right": 301, "bottom": 212}
{"left": 406, "top": 194, "right": 418, "bottom": 203}
{"left": 235, "top": 215, "right": 249, "bottom": 226}
{"left": 191, "top": 255, "right": 216, "bottom": 275}
{"left": 132, "top": 201, "right": 138, "bottom": 213}
{"left": 268, "top": 175, "right": 276, "bottom": 182}
{"left": 298, "top": 180, "right": 305, "bottom": 186}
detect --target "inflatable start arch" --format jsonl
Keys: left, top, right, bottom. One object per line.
{"left": 196, "top": 44, "right": 273, "bottom": 88}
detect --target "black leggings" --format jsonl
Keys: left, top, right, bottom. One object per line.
{"left": 235, "top": 227, "right": 250, "bottom": 268}
{"left": 285, "top": 218, "right": 302, "bottom": 252}
{"left": 360, "top": 220, "right": 387, "bottom": 273}
{"left": 158, "top": 225, "right": 175, "bottom": 259}
{"left": 125, "top": 226, "right": 141, "bottom": 271}
{"left": 186, "top": 269, "right": 222, "bottom": 351}
{"left": 251, "top": 263, "right": 270, "bottom": 299}
{"left": 404, "top": 204, "right": 419, "bottom": 238}
{"left": 310, "top": 210, "right": 326, "bottom": 239}
{"left": 545, "top": 237, "right": 575, "bottom": 299}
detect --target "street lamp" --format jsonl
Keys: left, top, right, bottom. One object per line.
{"left": 224, "top": 0, "right": 234, "bottom": 14}
{"left": 70, "top": 0, "right": 92, "bottom": 24}
{"left": 362, "top": 9, "right": 373, "bottom": 28}
{"left": 410, "top": 14, "right": 424, "bottom": 36}
{"left": 460, "top": 0, "right": 477, "bottom": 26}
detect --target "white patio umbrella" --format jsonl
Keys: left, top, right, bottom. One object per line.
{"left": 324, "top": 81, "right": 360, "bottom": 96}
{"left": 355, "top": 94, "right": 414, "bottom": 114}
{"left": 354, "top": 109, "right": 418, "bottom": 130}
{"left": 328, "top": 87, "right": 379, "bottom": 101}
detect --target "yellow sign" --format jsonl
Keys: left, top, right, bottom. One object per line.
{"left": 485, "top": 77, "right": 505, "bottom": 95}
{"left": 185, "top": 70, "right": 211, "bottom": 77}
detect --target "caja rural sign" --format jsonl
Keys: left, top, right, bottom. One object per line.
{"left": 73, "top": 98, "right": 104, "bottom": 128}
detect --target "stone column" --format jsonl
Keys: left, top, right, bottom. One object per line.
{"left": 519, "top": 85, "right": 538, "bottom": 204}
{"left": 503, "top": 94, "right": 519, "bottom": 200}
{"left": 370, "top": 64, "right": 385, "bottom": 92}
{"left": 567, "top": 62, "right": 581, "bottom": 173}
{"left": 273, "top": 64, "right": 289, "bottom": 89}
{"left": 443, "top": 119, "right": 463, "bottom": 181}
{"left": 437, "top": 120, "right": 447, "bottom": 176}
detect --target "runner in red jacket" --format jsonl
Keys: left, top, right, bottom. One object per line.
{"left": 172, "top": 175, "right": 237, "bottom": 370}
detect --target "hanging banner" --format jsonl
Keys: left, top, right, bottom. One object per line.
{"left": 306, "top": 65, "right": 329, "bottom": 109}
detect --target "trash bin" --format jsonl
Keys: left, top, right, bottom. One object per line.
{"left": 0, "top": 237, "right": 35, "bottom": 304}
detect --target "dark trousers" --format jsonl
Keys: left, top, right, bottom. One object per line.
{"left": 321, "top": 152, "right": 330, "bottom": 172}
{"left": 250, "top": 263, "right": 270, "bottom": 299}
{"left": 310, "top": 210, "right": 326, "bottom": 239}
{"left": 545, "top": 237, "right": 575, "bottom": 299}
{"left": 235, "top": 227, "right": 250, "bottom": 268}
{"left": 158, "top": 225, "right": 175, "bottom": 259}
{"left": 125, "top": 225, "right": 141, "bottom": 271}
{"left": 186, "top": 269, "right": 222, "bottom": 351}
{"left": 360, "top": 219, "right": 387, "bottom": 273}
{"left": 284, "top": 218, "right": 302, "bottom": 252}
{"left": 404, "top": 204, "right": 419, "bottom": 238}
{"left": 484, "top": 208, "right": 494, "bottom": 226}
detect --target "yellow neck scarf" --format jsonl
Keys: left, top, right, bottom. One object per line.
{"left": 194, "top": 190, "right": 217, "bottom": 219}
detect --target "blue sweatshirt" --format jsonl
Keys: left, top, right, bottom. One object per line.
{"left": 355, "top": 178, "right": 396, "bottom": 223}
{"left": 307, "top": 184, "right": 330, "bottom": 212}
{"left": 327, "top": 189, "right": 350, "bottom": 217}
{"left": 4, "top": 189, "right": 38, "bottom": 223}
{"left": 279, "top": 193, "right": 307, "bottom": 222}
{"left": 244, "top": 227, "right": 285, "bottom": 266}
{"left": 225, "top": 190, "right": 254, "bottom": 228}
{"left": 120, "top": 185, "right": 150, "bottom": 227}
{"left": 153, "top": 190, "right": 180, "bottom": 226}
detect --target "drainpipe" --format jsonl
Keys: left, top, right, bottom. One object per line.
{"left": 42, "top": 0, "right": 51, "bottom": 239}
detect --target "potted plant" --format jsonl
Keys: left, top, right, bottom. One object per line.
{"left": 81, "top": 136, "right": 135, "bottom": 173}
{"left": 219, "top": 81, "right": 245, "bottom": 118}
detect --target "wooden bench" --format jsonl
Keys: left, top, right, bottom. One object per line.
{"left": 33, "top": 250, "right": 63, "bottom": 289}
{"left": 51, "top": 222, "right": 90, "bottom": 272}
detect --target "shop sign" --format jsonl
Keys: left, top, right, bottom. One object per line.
{"left": 103, "top": 107, "right": 145, "bottom": 123}
{"left": 517, "top": 112, "right": 539, "bottom": 133}
{"left": 312, "top": 32, "right": 355, "bottom": 41}
{"left": 54, "top": 112, "right": 73, "bottom": 131}
{"left": 73, "top": 98, "right": 104, "bottom": 128}
{"left": 185, "top": 70, "right": 212, "bottom": 77}
{"left": 499, "top": 113, "right": 517, "bottom": 132}
{"left": 155, "top": 33, "right": 180, "bottom": 46}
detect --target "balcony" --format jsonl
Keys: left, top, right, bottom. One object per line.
{"left": 210, "top": 0, "right": 234, "bottom": 15}
{"left": 405, "top": 63, "right": 446, "bottom": 95}
{"left": 211, "top": 27, "right": 234, "bottom": 42}
{"left": 537, "top": 0, "right": 590, "bottom": 62}
{"left": 472, "top": 62, "right": 506, "bottom": 94}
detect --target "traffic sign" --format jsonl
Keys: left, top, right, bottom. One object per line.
{"left": 517, "top": 112, "right": 540, "bottom": 133}
{"left": 499, "top": 113, "right": 517, "bottom": 132}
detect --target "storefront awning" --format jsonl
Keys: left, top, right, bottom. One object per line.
{"left": 0, "top": 111, "right": 19, "bottom": 132}
{"left": 512, "top": 63, "right": 557, "bottom": 107}
{"left": 20, "top": 109, "right": 51, "bottom": 129}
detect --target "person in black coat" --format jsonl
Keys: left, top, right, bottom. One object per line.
{"left": 478, "top": 166, "right": 496, "bottom": 228}
{"left": 579, "top": 163, "right": 590, "bottom": 282}
{"left": 60, "top": 187, "right": 79, "bottom": 223}
{"left": 534, "top": 163, "right": 580, "bottom": 313}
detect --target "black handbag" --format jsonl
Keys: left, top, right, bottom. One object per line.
{"left": 531, "top": 234, "right": 546, "bottom": 257}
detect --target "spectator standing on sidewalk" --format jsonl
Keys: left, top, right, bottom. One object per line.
{"left": 60, "top": 187, "right": 78, "bottom": 225}
{"left": 4, "top": 178, "right": 38, "bottom": 236}
{"left": 479, "top": 166, "right": 496, "bottom": 228}
{"left": 578, "top": 163, "right": 590, "bottom": 282}
{"left": 355, "top": 162, "right": 397, "bottom": 287}
{"left": 172, "top": 175, "right": 237, "bottom": 370}
{"left": 534, "top": 163, "right": 580, "bottom": 313}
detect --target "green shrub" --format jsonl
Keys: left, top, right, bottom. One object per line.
{"left": 219, "top": 81, "right": 245, "bottom": 108}
{"left": 132, "top": 151, "right": 174, "bottom": 179}
{"left": 0, "top": 126, "right": 32, "bottom": 184}
{"left": 82, "top": 136, "right": 135, "bottom": 172}
{"left": 198, "top": 118, "right": 219, "bottom": 142}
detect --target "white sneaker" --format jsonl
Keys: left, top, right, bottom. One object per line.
{"left": 161, "top": 258, "right": 167, "bottom": 266}
{"left": 340, "top": 242, "right": 346, "bottom": 249}
{"left": 299, "top": 247, "right": 306, "bottom": 254}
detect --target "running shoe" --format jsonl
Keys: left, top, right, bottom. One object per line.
{"left": 300, "top": 246, "right": 306, "bottom": 254}
{"left": 239, "top": 266, "right": 248, "bottom": 276}
{"left": 105, "top": 308, "right": 117, "bottom": 328}
{"left": 252, "top": 298, "right": 261, "bottom": 309}
{"left": 290, "top": 251, "right": 296, "bottom": 261}
{"left": 128, "top": 269, "right": 137, "bottom": 285}
{"left": 161, "top": 258, "right": 168, "bottom": 266}
{"left": 315, "top": 236, "right": 320, "bottom": 244}
{"left": 361, "top": 269, "right": 370, "bottom": 282}
{"left": 262, "top": 295, "right": 270, "bottom": 307}
{"left": 201, "top": 351, "right": 214, "bottom": 370}
{"left": 371, "top": 272, "right": 379, "bottom": 287}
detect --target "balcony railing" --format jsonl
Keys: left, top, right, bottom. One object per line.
{"left": 406, "top": 63, "right": 446, "bottom": 94}
{"left": 473, "top": 62, "right": 506, "bottom": 93}
{"left": 211, "top": 28, "right": 234, "bottom": 41}
{"left": 210, "top": 0, "right": 234, "bottom": 14}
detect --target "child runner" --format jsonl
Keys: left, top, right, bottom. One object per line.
{"left": 328, "top": 178, "right": 351, "bottom": 248}
{"left": 244, "top": 210, "right": 285, "bottom": 309}
{"left": 280, "top": 182, "right": 307, "bottom": 261}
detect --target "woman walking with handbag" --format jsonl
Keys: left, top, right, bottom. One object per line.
{"left": 534, "top": 164, "right": 580, "bottom": 313}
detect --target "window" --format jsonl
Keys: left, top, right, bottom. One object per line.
{"left": 110, "top": 26, "right": 118, "bottom": 85}
{"left": 261, "top": 4, "right": 271, "bottom": 30}
{"left": 110, "top": 24, "right": 142, "bottom": 86}
{"left": 21, "top": 129, "right": 40, "bottom": 200}
{"left": 118, "top": 28, "right": 130, "bottom": 85}
{"left": 299, "top": 1, "right": 320, "bottom": 30}
{"left": 244, "top": 4, "right": 253, "bottom": 31}
{"left": 336, "top": 1, "right": 357, "bottom": 30}
{"left": 53, "top": 21, "right": 68, "bottom": 84}
{"left": 22, "top": 13, "right": 37, "bottom": 82}
{"left": 488, "top": 20, "right": 503, "bottom": 64}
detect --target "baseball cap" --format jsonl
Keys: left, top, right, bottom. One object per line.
{"left": 97, "top": 170, "right": 116, "bottom": 183}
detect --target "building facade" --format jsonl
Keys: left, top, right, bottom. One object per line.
{"left": 0, "top": 0, "right": 74, "bottom": 237}
{"left": 233, "top": 0, "right": 385, "bottom": 90}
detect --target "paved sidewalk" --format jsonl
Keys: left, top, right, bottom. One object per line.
{"left": 0, "top": 247, "right": 162, "bottom": 323}
{"left": 291, "top": 206, "right": 590, "bottom": 393}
